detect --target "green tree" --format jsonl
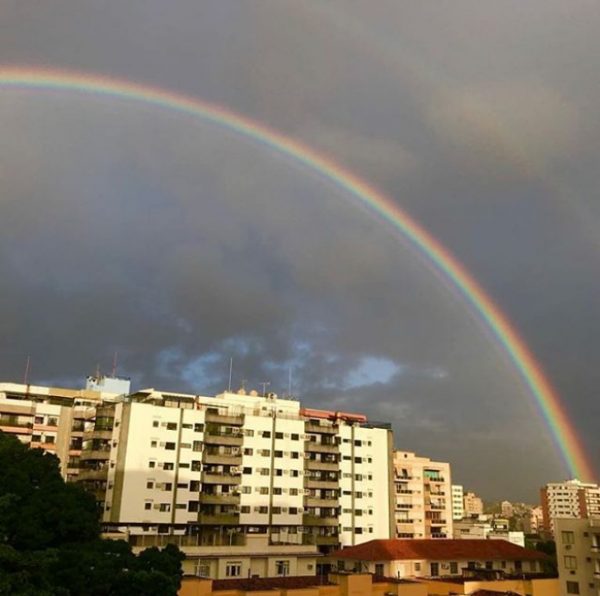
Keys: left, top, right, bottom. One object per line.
{"left": 0, "top": 432, "right": 184, "bottom": 595}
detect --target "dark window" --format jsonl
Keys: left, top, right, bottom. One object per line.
{"left": 375, "top": 563, "right": 384, "bottom": 576}
{"left": 566, "top": 581, "right": 580, "bottom": 594}
{"left": 275, "top": 432, "right": 284, "bottom": 439}
{"left": 243, "top": 467, "right": 252, "bottom": 474}
{"left": 262, "top": 431, "right": 271, "bottom": 438}
{"left": 430, "top": 562, "right": 439, "bottom": 576}
{"left": 194, "top": 423, "right": 204, "bottom": 432}
{"left": 291, "top": 433, "right": 299, "bottom": 441}
{"left": 450, "top": 562, "right": 458, "bottom": 574}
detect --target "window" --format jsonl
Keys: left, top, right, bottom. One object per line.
{"left": 243, "top": 467, "right": 252, "bottom": 474}
{"left": 485, "top": 561, "right": 493, "bottom": 570}
{"left": 144, "top": 502, "right": 152, "bottom": 510}
{"left": 375, "top": 563, "right": 384, "bottom": 576}
{"left": 164, "top": 442, "right": 176, "bottom": 450}
{"left": 34, "top": 416, "right": 44, "bottom": 424}
{"left": 430, "top": 562, "right": 439, "bottom": 576}
{"left": 193, "top": 441, "right": 203, "bottom": 452}
{"left": 158, "top": 503, "right": 171, "bottom": 512}
{"left": 291, "top": 433, "right": 299, "bottom": 441}
{"left": 190, "top": 481, "right": 200, "bottom": 491}
{"left": 291, "top": 470, "right": 299, "bottom": 477}
{"left": 275, "top": 432, "right": 284, "bottom": 439}
{"left": 182, "top": 423, "right": 192, "bottom": 429}
{"left": 148, "top": 461, "right": 156, "bottom": 469}
{"left": 564, "top": 556, "right": 577, "bottom": 570}
{"left": 260, "top": 449, "right": 271, "bottom": 457}
{"left": 262, "top": 431, "right": 271, "bottom": 438}
{"left": 191, "top": 461, "right": 202, "bottom": 471}
{"left": 566, "top": 581, "right": 580, "bottom": 594}
{"left": 188, "top": 501, "right": 199, "bottom": 512}
{"left": 166, "top": 422, "right": 177, "bottom": 430}
{"left": 151, "top": 440, "right": 158, "bottom": 448}
{"left": 562, "top": 531, "right": 575, "bottom": 545}
{"left": 274, "top": 450, "right": 283, "bottom": 458}
{"left": 450, "top": 562, "right": 458, "bottom": 574}
{"left": 163, "top": 462, "right": 174, "bottom": 471}
{"left": 272, "top": 507, "right": 282, "bottom": 514}
{"left": 289, "top": 507, "right": 298, "bottom": 514}
{"left": 257, "top": 506, "right": 268, "bottom": 514}
{"left": 152, "top": 420, "right": 159, "bottom": 427}
{"left": 241, "top": 506, "right": 250, "bottom": 513}
{"left": 275, "top": 469, "right": 283, "bottom": 476}
{"left": 290, "top": 488, "right": 299, "bottom": 496}
{"left": 45, "top": 435, "right": 55, "bottom": 444}
{"left": 415, "top": 563, "right": 421, "bottom": 571}
{"left": 163, "top": 483, "right": 173, "bottom": 491}
{"left": 275, "top": 560, "right": 290, "bottom": 576}
{"left": 225, "top": 562, "right": 242, "bottom": 577}
{"left": 241, "top": 486, "right": 251, "bottom": 494}
{"left": 194, "top": 423, "right": 204, "bottom": 432}
{"left": 291, "top": 452, "right": 299, "bottom": 459}
{"left": 259, "top": 487, "right": 269, "bottom": 495}
{"left": 243, "top": 448, "right": 253, "bottom": 456}
{"left": 146, "top": 481, "right": 154, "bottom": 489}
{"left": 273, "top": 487, "right": 282, "bottom": 495}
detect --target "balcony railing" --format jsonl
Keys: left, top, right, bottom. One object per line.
{"left": 304, "top": 441, "right": 339, "bottom": 454}
{"left": 197, "top": 513, "right": 240, "bottom": 526}
{"left": 304, "top": 497, "right": 339, "bottom": 508}
{"left": 203, "top": 453, "right": 242, "bottom": 466}
{"left": 305, "top": 422, "right": 338, "bottom": 435}
{"left": 79, "top": 448, "right": 111, "bottom": 460}
{"left": 203, "top": 433, "right": 243, "bottom": 446}
{"left": 201, "top": 472, "right": 241, "bottom": 485}
{"left": 205, "top": 412, "right": 244, "bottom": 426}
{"left": 305, "top": 459, "right": 339, "bottom": 472}
{"left": 302, "top": 514, "right": 339, "bottom": 527}
{"left": 198, "top": 494, "right": 241, "bottom": 505}
{"left": 304, "top": 478, "right": 339, "bottom": 490}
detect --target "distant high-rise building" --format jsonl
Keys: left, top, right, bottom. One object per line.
{"left": 463, "top": 491, "right": 484, "bottom": 517}
{"left": 541, "top": 479, "right": 600, "bottom": 535}
{"left": 391, "top": 451, "right": 453, "bottom": 539}
{"left": 452, "top": 485, "right": 464, "bottom": 520}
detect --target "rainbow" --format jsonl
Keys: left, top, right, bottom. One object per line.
{"left": 0, "top": 66, "right": 594, "bottom": 481}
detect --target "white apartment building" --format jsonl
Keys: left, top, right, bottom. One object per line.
{"left": 102, "top": 388, "right": 394, "bottom": 558}
{"left": 555, "top": 517, "right": 600, "bottom": 595}
{"left": 392, "top": 451, "right": 453, "bottom": 540}
{"left": 541, "top": 480, "right": 600, "bottom": 536}
{"left": 452, "top": 485, "right": 464, "bottom": 521}
{"left": 453, "top": 517, "right": 525, "bottom": 547}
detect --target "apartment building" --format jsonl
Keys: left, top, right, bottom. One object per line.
{"left": 463, "top": 491, "right": 484, "bottom": 517}
{"left": 541, "top": 480, "right": 600, "bottom": 536}
{"left": 99, "top": 388, "right": 394, "bottom": 558}
{"left": 452, "top": 485, "right": 464, "bottom": 521}
{"left": 554, "top": 517, "right": 600, "bottom": 595}
{"left": 0, "top": 377, "right": 128, "bottom": 479}
{"left": 453, "top": 517, "right": 525, "bottom": 547}
{"left": 392, "top": 451, "right": 453, "bottom": 540}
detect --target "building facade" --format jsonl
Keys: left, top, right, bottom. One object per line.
{"left": 554, "top": 517, "right": 600, "bottom": 595}
{"left": 452, "top": 485, "right": 464, "bottom": 521}
{"left": 99, "top": 388, "right": 394, "bottom": 558}
{"left": 541, "top": 480, "right": 600, "bottom": 536}
{"left": 392, "top": 451, "right": 453, "bottom": 540}
{"left": 463, "top": 491, "right": 484, "bottom": 517}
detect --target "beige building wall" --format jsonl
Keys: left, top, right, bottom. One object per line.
{"left": 554, "top": 517, "right": 600, "bottom": 595}
{"left": 392, "top": 451, "right": 453, "bottom": 539}
{"left": 463, "top": 491, "right": 484, "bottom": 517}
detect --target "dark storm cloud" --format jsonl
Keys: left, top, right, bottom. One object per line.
{"left": 1, "top": 1, "right": 599, "bottom": 500}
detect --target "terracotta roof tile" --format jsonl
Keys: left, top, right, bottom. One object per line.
{"left": 331, "top": 539, "right": 546, "bottom": 562}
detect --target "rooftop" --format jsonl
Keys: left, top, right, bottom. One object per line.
{"left": 331, "top": 539, "right": 547, "bottom": 562}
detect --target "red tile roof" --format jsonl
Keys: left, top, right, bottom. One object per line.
{"left": 331, "top": 539, "right": 546, "bottom": 562}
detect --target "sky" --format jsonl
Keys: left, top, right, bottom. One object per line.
{"left": 0, "top": 1, "right": 599, "bottom": 501}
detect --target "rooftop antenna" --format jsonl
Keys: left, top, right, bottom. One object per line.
{"left": 111, "top": 351, "right": 118, "bottom": 377}
{"left": 228, "top": 357, "right": 233, "bottom": 392}
{"left": 260, "top": 381, "right": 270, "bottom": 396}
{"left": 23, "top": 355, "right": 31, "bottom": 385}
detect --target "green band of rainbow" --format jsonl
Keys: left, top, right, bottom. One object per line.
{"left": 0, "top": 67, "right": 594, "bottom": 481}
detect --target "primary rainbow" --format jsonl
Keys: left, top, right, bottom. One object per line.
{"left": 0, "top": 66, "right": 594, "bottom": 481}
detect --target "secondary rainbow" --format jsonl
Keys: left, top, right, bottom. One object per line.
{"left": 0, "top": 66, "right": 594, "bottom": 481}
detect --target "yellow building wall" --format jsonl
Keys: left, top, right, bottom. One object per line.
{"left": 424, "top": 577, "right": 560, "bottom": 596}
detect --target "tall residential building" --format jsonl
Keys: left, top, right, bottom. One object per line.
{"left": 0, "top": 377, "right": 129, "bottom": 480}
{"left": 463, "top": 491, "right": 484, "bottom": 517}
{"left": 541, "top": 479, "right": 600, "bottom": 535}
{"left": 451, "top": 485, "right": 464, "bottom": 521}
{"left": 100, "top": 388, "right": 395, "bottom": 554}
{"left": 555, "top": 517, "right": 600, "bottom": 595}
{"left": 391, "top": 451, "right": 453, "bottom": 540}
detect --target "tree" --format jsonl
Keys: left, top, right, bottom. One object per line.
{"left": 0, "top": 432, "right": 184, "bottom": 595}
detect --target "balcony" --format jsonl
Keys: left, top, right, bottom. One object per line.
{"left": 83, "top": 429, "right": 113, "bottom": 440}
{"left": 197, "top": 513, "right": 240, "bottom": 526}
{"left": 305, "top": 459, "right": 339, "bottom": 472}
{"left": 304, "top": 497, "right": 339, "bottom": 508}
{"left": 303, "top": 514, "right": 339, "bottom": 527}
{"left": 203, "top": 433, "right": 243, "bottom": 447}
{"left": 305, "top": 422, "right": 338, "bottom": 435}
{"left": 427, "top": 477, "right": 445, "bottom": 483}
{"left": 79, "top": 448, "right": 111, "bottom": 461}
{"left": 198, "top": 493, "right": 241, "bottom": 505}
{"left": 201, "top": 472, "right": 241, "bottom": 485}
{"left": 396, "top": 489, "right": 413, "bottom": 494}
{"left": 305, "top": 441, "right": 339, "bottom": 454}
{"left": 430, "top": 504, "right": 446, "bottom": 510}
{"left": 203, "top": 453, "right": 242, "bottom": 466}
{"left": 205, "top": 412, "right": 244, "bottom": 426}
{"left": 128, "top": 533, "right": 245, "bottom": 547}
{"left": 302, "top": 534, "right": 339, "bottom": 546}
{"left": 77, "top": 467, "right": 108, "bottom": 481}
{"left": 305, "top": 478, "right": 338, "bottom": 490}
{"left": 429, "top": 519, "right": 447, "bottom": 525}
